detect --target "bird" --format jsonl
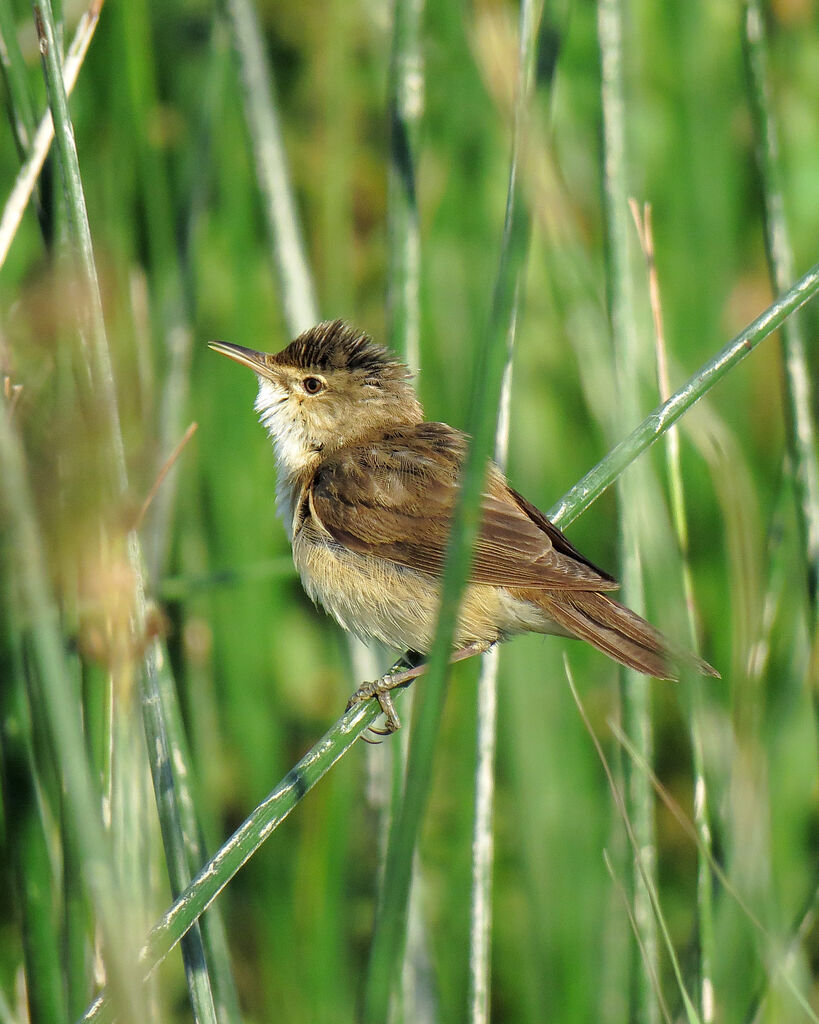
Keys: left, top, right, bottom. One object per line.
{"left": 209, "top": 319, "right": 717, "bottom": 731}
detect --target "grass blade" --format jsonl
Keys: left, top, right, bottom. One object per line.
{"left": 32, "top": 0, "right": 122, "bottom": 476}
{"left": 0, "top": 587, "right": 69, "bottom": 1024}
{"left": 385, "top": 0, "right": 428, "bottom": 1014}
{"left": 0, "top": 1, "right": 37, "bottom": 154}
{"left": 361, "top": 2, "right": 539, "bottom": 1018}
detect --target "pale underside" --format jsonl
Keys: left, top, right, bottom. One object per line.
{"left": 292, "top": 519, "right": 564, "bottom": 653}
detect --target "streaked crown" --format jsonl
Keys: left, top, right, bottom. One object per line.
{"left": 272, "top": 320, "right": 410, "bottom": 381}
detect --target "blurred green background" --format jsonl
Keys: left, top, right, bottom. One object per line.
{"left": 1, "top": 0, "right": 819, "bottom": 1021}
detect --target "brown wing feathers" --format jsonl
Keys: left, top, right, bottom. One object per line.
{"left": 308, "top": 422, "right": 719, "bottom": 679}
{"left": 309, "top": 423, "right": 618, "bottom": 592}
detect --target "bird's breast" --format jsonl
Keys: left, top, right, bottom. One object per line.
{"left": 290, "top": 519, "right": 440, "bottom": 651}
{"left": 289, "top": 514, "right": 556, "bottom": 652}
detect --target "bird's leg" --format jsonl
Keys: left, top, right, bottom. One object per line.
{"left": 346, "top": 641, "right": 492, "bottom": 735}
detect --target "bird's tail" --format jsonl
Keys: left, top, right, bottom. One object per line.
{"left": 538, "top": 590, "right": 719, "bottom": 679}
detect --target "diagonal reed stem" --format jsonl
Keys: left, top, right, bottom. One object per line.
{"left": 548, "top": 258, "right": 819, "bottom": 526}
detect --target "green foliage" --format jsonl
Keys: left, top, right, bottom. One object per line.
{"left": 1, "top": 1, "right": 818, "bottom": 1022}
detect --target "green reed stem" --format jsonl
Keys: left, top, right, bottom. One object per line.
{"left": 598, "top": 0, "right": 658, "bottom": 1015}
{"left": 222, "top": 0, "right": 319, "bottom": 333}
{"left": 387, "top": 0, "right": 422, "bottom": 371}
{"left": 742, "top": 0, "right": 819, "bottom": 620}
{"left": 548, "top": 258, "right": 819, "bottom": 526}
{"left": 468, "top": 307, "right": 517, "bottom": 1024}
{"left": 0, "top": 0, "right": 102, "bottom": 269}
{"left": 0, "top": 0, "right": 56, "bottom": 245}
{"left": 383, "top": 0, "right": 426, "bottom": 1013}
{"left": 633, "top": 198, "right": 717, "bottom": 1022}
{"left": 32, "top": 0, "right": 124, "bottom": 480}
{"left": 149, "top": 658, "right": 243, "bottom": 1024}
{"left": 361, "top": 2, "right": 539, "bottom": 1019}
{"left": 0, "top": 0, "right": 37, "bottom": 155}
{"left": 141, "top": 648, "right": 218, "bottom": 1024}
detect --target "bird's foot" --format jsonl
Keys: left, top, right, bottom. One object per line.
{"left": 346, "top": 643, "right": 493, "bottom": 737}
{"left": 346, "top": 652, "right": 427, "bottom": 735}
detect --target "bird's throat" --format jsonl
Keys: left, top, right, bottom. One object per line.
{"left": 254, "top": 378, "right": 322, "bottom": 537}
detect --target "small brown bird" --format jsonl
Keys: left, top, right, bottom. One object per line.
{"left": 210, "top": 320, "right": 717, "bottom": 730}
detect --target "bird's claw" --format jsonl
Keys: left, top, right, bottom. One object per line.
{"left": 346, "top": 677, "right": 402, "bottom": 734}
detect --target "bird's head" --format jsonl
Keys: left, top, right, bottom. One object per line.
{"left": 209, "top": 320, "right": 423, "bottom": 478}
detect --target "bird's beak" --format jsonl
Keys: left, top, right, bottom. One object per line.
{"left": 208, "top": 340, "right": 272, "bottom": 377}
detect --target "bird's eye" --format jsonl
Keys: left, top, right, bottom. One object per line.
{"left": 302, "top": 376, "right": 324, "bottom": 395}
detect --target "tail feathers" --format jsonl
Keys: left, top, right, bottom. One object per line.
{"left": 540, "top": 591, "right": 719, "bottom": 680}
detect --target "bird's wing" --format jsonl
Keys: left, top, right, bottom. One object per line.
{"left": 307, "top": 422, "right": 618, "bottom": 592}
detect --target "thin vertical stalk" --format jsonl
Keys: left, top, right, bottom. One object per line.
{"left": 386, "top": 0, "right": 428, "bottom": 1015}
{"left": 114, "top": 0, "right": 194, "bottom": 581}
{"left": 0, "top": 0, "right": 52, "bottom": 241}
{"left": 63, "top": 776, "right": 90, "bottom": 1020}
{"left": 222, "top": 0, "right": 319, "bottom": 334}
{"left": 140, "top": 655, "right": 218, "bottom": 1024}
{"left": 468, "top": 309, "right": 517, "bottom": 1024}
{"left": 151, "top": 661, "right": 244, "bottom": 1024}
{"left": 597, "top": 0, "right": 658, "bottom": 1019}
{"left": 362, "top": 2, "right": 539, "bottom": 1018}
{"left": 387, "top": 0, "right": 423, "bottom": 371}
{"left": 742, "top": 0, "right": 819, "bottom": 636}
{"left": 631, "top": 201, "right": 717, "bottom": 1023}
